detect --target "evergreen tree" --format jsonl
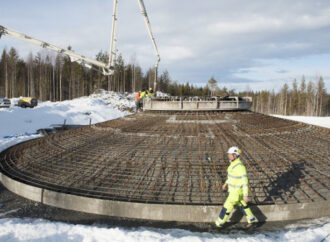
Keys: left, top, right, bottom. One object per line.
{"left": 299, "top": 76, "right": 306, "bottom": 114}
{"left": 8, "top": 47, "right": 19, "bottom": 98}
{"left": 316, "top": 76, "right": 326, "bottom": 116}
{"left": 159, "top": 70, "right": 170, "bottom": 93}
{"left": 306, "top": 81, "right": 315, "bottom": 116}
{"left": 55, "top": 54, "right": 63, "bottom": 100}
{"left": 96, "top": 50, "right": 109, "bottom": 91}
{"left": 0, "top": 49, "right": 8, "bottom": 97}
{"left": 290, "top": 79, "right": 299, "bottom": 115}
{"left": 27, "top": 52, "right": 35, "bottom": 98}
{"left": 61, "top": 53, "right": 72, "bottom": 100}
{"left": 280, "top": 83, "right": 289, "bottom": 115}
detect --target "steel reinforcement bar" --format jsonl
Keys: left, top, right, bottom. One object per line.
{"left": 0, "top": 111, "right": 329, "bottom": 207}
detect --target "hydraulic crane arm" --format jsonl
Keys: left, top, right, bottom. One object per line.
{"left": 137, "top": 0, "right": 160, "bottom": 69}
{"left": 108, "top": 0, "right": 118, "bottom": 70}
{"left": 0, "top": 0, "right": 160, "bottom": 84}
{"left": 137, "top": 0, "right": 161, "bottom": 90}
{"left": 0, "top": 25, "right": 113, "bottom": 75}
{"left": 108, "top": 0, "right": 160, "bottom": 89}
{"left": 107, "top": 0, "right": 160, "bottom": 90}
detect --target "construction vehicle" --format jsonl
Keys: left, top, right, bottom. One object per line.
{"left": 0, "top": 0, "right": 160, "bottom": 89}
{"left": 0, "top": 97, "right": 11, "bottom": 108}
{"left": 17, "top": 97, "right": 38, "bottom": 108}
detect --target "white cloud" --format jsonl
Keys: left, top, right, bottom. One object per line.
{"left": 208, "top": 9, "right": 330, "bottom": 36}
{"left": 1, "top": 0, "right": 330, "bottom": 91}
{"left": 208, "top": 17, "right": 283, "bottom": 35}
{"left": 160, "top": 46, "right": 194, "bottom": 61}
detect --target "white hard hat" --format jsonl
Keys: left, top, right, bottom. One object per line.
{"left": 227, "top": 146, "right": 242, "bottom": 156}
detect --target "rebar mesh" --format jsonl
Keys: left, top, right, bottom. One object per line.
{"left": 0, "top": 111, "right": 329, "bottom": 205}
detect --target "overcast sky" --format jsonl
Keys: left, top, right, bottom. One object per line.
{"left": 1, "top": 0, "right": 329, "bottom": 92}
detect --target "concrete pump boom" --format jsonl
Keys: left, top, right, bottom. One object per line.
{"left": 108, "top": 0, "right": 161, "bottom": 90}
{"left": 0, "top": 25, "right": 113, "bottom": 75}
{"left": 0, "top": 0, "right": 160, "bottom": 88}
{"left": 137, "top": 0, "right": 161, "bottom": 91}
{"left": 108, "top": 0, "right": 118, "bottom": 71}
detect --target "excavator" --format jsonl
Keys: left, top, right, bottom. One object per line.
{"left": 0, "top": 0, "right": 160, "bottom": 90}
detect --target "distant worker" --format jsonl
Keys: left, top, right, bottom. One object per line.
{"left": 148, "top": 87, "right": 155, "bottom": 97}
{"left": 140, "top": 89, "right": 147, "bottom": 99}
{"left": 215, "top": 146, "right": 257, "bottom": 228}
{"left": 135, "top": 91, "right": 141, "bottom": 112}
{"left": 138, "top": 89, "right": 147, "bottom": 110}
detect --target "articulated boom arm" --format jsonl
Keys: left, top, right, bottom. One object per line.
{"left": 137, "top": 0, "right": 160, "bottom": 69}
{"left": 1, "top": 0, "right": 160, "bottom": 86}
{"left": 137, "top": 0, "right": 160, "bottom": 90}
{"left": 0, "top": 25, "right": 113, "bottom": 75}
{"left": 108, "top": 0, "right": 118, "bottom": 70}
{"left": 108, "top": 0, "right": 160, "bottom": 89}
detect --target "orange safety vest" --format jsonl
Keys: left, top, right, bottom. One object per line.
{"left": 135, "top": 93, "right": 140, "bottom": 101}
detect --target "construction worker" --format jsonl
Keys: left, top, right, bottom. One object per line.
{"left": 215, "top": 146, "right": 257, "bottom": 228}
{"left": 135, "top": 91, "right": 141, "bottom": 111}
{"left": 148, "top": 87, "right": 155, "bottom": 97}
{"left": 138, "top": 89, "right": 147, "bottom": 110}
{"left": 140, "top": 89, "right": 147, "bottom": 99}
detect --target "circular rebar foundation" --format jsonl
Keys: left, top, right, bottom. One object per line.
{"left": 0, "top": 111, "right": 329, "bottom": 222}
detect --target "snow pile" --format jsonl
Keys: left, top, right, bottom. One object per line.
{"left": 90, "top": 89, "right": 135, "bottom": 111}
{"left": 0, "top": 91, "right": 134, "bottom": 139}
{"left": 0, "top": 90, "right": 134, "bottom": 153}
{"left": 0, "top": 218, "right": 329, "bottom": 242}
{"left": 156, "top": 91, "right": 170, "bottom": 97}
{"left": 272, "top": 115, "right": 330, "bottom": 129}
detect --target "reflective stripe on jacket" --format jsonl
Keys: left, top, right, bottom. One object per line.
{"left": 225, "top": 158, "right": 249, "bottom": 196}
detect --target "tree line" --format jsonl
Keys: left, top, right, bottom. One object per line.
{"left": 0, "top": 47, "right": 160, "bottom": 101}
{"left": 242, "top": 77, "right": 329, "bottom": 116}
{"left": 0, "top": 47, "right": 328, "bottom": 116}
{"left": 162, "top": 75, "right": 329, "bottom": 116}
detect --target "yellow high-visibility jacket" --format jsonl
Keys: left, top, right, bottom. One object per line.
{"left": 225, "top": 158, "right": 249, "bottom": 196}
{"left": 148, "top": 92, "right": 155, "bottom": 97}
{"left": 140, "top": 91, "right": 146, "bottom": 98}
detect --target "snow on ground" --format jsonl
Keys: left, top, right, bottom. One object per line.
{"left": 0, "top": 134, "right": 42, "bottom": 153}
{"left": 272, "top": 115, "right": 330, "bottom": 129}
{"left": 0, "top": 94, "right": 329, "bottom": 241}
{"left": 0, "top": 217, "right": 329, "bottom": 242}
{"left": 0, "top": 90, "right": 134, "bottom": 152}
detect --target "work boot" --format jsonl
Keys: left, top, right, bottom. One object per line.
{"left": 215, "top": 217, "right": 224, "bottom": 228}
{"left": 245, "top": 218, "right": 257, "bottom": 229}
